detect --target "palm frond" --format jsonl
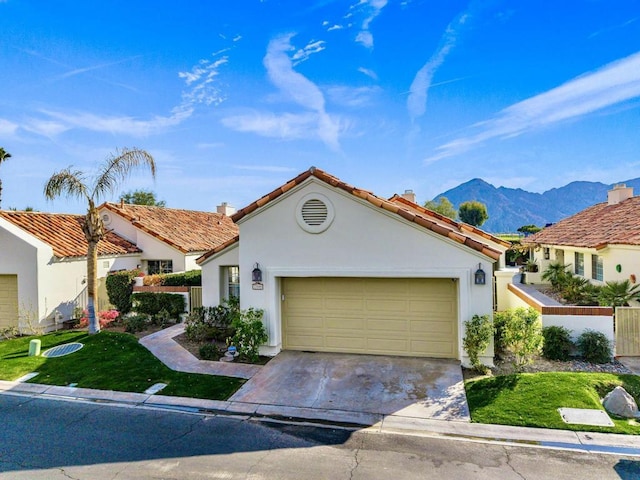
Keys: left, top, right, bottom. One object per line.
{"left": 92, "top": 148, "right": 156, "bottom": 201}
{"left": 44, "top": 168, "right": 89, "bottom": 201}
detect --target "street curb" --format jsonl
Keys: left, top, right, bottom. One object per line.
{"left": 1, "top": 379, "right": 639, "bottom": 455}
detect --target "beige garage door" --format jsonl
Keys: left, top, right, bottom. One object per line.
{"left": 0, "top": 275, "right": 19, "bottom": 329}
{"left": 282, "top": 277, "right": 458, "bottom": 358}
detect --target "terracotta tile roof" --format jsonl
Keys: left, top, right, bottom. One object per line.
{"left": 388, "top": 195, "right": 511, "bottom": 248}
{"left": 228, "top": 167, "right": 503, "bottom": 260}
{"left": 101, "top": 203, "right": 238, "bottom": 254}
{"left": 0, "top": 211, "right": 141, "bottom": 258}
{"left": 523, "top": 196, "right": 640, "bottom": 249}
{"left": 196, "top": 235, "right": 239, "bottom": 265}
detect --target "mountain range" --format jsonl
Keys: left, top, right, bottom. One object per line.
{"left": 433, "top": 178, "right": 640, "bottom": 233}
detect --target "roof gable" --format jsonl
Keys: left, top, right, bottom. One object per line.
{"left": 101, "top": 203, "right": 239, "bottom": 254}
{"left": 230, "top": 167, "right": 503, "bottom": 260}
{"left": 524, "top": 196, "right": 640, "bottom": 249}
{"left": 0, "top": 211, "right": 140, "bottom": 258}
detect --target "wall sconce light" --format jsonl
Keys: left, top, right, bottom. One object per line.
{"left": 252, "top": 263, "right": 263, "bottom": 283}
{"left": 474, "top": 263, "right": 486, "bottom": 285}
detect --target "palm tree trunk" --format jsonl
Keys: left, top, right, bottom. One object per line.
{"left": 86, "top": 240, "right": 100, "bottom": 334}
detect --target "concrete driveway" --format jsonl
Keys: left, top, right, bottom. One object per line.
{"left": 229, "top": 351, "right": 470, "bottom": 421}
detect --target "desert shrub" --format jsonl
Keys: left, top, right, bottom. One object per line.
{"left": 232, "top": 307, "right": 268, "bottom": 363}
{"left": 199, "top": 342, "right": 225, "bottom": 361}
{"left": 151, "top": 308, "right": 173, "bottom": 328}
{"left": 163, "top": 270, "right": 202, "bottom": 286}
{"left": 184, "top": 298, "right": 239, "bottom": 342}
{"left": 132, "top": 292, "right": 185, "bottom": 318}
{"left": 577, "top": 330, "right": 612, "bottom": 364}
{"left": 542, "top": 326, "right": 573, "bottom": 361}
{"left": 105, "top": 270, "right": 140, "bottom": 314}
{"left": 142, "top": 274, "right": 164, "bottom": 286}
{"left": 497, "top": 307, "right": 543, "bottom": 366}
{"left": 598, "top": 280, "right": 640, "bottom": 308}
{"left": 463, "top": 314, "right": 494, "bottom": 373}
{"left": 123, "top": 314, "right": 151, "bottom": 333}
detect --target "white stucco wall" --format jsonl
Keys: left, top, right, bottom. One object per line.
{"left": 205, "top": 179, "right": 497, "bottom": 361}
{"left": 200, "top": 244, "right": 239, "bottom": 308}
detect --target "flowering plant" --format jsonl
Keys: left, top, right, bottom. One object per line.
{"left": 78, "top": 309, "right": 120, "bottom": 329}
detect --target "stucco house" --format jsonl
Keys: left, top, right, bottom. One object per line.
{"left": 198, "top": 167, "right": 510, "bottom": 364}
{"left": 0, "top": 211, "right": 141, "bottom": 331}
{"left": 98, "top": 202, "right": 238, "bottom": 274}
{"left": 523, "top": 184, "right": 640, "bottom": 288}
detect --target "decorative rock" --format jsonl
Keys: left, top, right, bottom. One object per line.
{"left": 602, "top": 386, "right": 639, "bottom": 418}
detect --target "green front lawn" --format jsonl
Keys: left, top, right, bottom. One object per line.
{"left": 0, "top": 331, "right": 244, "bottom": 400}
{"left": 465, "top": 372, "right": 640, "bottom": 435}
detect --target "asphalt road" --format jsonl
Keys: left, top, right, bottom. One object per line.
{"left": 0, "top": 394, "right": 638, "bottom": 479}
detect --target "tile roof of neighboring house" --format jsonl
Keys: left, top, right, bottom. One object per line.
{"left": 0, "top": 211, "right": 141, "bottom": 258}
{"left": 523, "top": 196, "right": 640, "bottom": 249}
{"left": 225, "top": 167, "right": 503, "bottom": 260}
{"left": 101, "top": 202, "right": 239, "bottom": 254}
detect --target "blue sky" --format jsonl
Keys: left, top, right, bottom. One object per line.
{"left": 1, "top": 0, "right": 639, "bottom": 213}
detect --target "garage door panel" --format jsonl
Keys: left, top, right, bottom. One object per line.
{"left": 282, "top": 277, "right": 457, "bottom": 358}
{"left": 0, "top": 275, "right": 19, "bottom": 329}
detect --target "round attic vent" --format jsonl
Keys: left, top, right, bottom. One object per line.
{"left": 296, "top": 193, "right": 334, "bottom": 233}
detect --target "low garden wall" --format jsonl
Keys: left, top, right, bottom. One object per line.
{"left": 505, "top": 283, "right": 614, "bottom": 343}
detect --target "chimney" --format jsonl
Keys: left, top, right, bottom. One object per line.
{"left": 608, "top": 184, "right": 633, "bottom": 205}
{"left": 216, "top": 202, "right": 236, "bottom": 216}
{"left": 401, "top": 189, "right": 416, "bottom": 204}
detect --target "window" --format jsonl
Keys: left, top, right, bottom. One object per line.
{"left": 592, "top": 255, "right": 603, "bottom": 281}
{"left": 574, "top": 252, "right": 584, "bottom": 276}
{"left": 147, "top": 260, "right": 173, "bottom": 275}
{"left": 227, "top": 266, "right": 240, "bottom": 300}
{"left": 543, "top": 248, "right": 550, "bottom": 260}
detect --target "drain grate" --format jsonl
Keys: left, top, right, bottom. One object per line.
{"left": 41, "top": 343, "right": 84, "bottom": 358}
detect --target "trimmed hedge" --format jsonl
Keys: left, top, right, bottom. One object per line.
{"left": 105, "top": 270, "right": 140, "bottom": 314}
{"left": 132, "top": 292, "right": 186, "bottom": 318}
{"left": 161, "top": 270, "right": 202, "bottom": 286}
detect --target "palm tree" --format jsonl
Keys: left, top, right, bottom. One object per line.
{"left": 598, "top": 280, "right": 640, "bottom": 308}
{"left": 44, "top": 148, "right": 155, "bottom": 334}
{"left": 0, "top": 147, "right": 12, "bottom": 209}
{"left": 541, "top": 262, "right": 571, "bottom": 291}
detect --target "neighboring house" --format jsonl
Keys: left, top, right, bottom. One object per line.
{"left": 198, "top": 167, "right": 509, "bottom": 364}
{"left": 523, "top": 184, "right": 640, "bottom": 287}
{"left": 0, "top": 211, "right": 141, "bottom": 331}
{"left": 99, "top": 202, "right": 238, "bottom": 274}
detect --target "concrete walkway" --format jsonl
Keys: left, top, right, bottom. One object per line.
{"left": 618, "top": 357, "right": 640, "bottom": 375}
{"left": 139, "top": 324, "right": 261, "bottom": 380}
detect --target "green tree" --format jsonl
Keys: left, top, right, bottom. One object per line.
{"left": 423, "top": 196, "right": 457, "bottom": 219}
{"left": 458, "top": 200, "right": 488, "bottom": 227}
{"left": 120, "top": 189, "right": 166, "bottom": 207}
{"left": 44, "top": 148, "right": 156, "bottom": 334}
{"left": 517, "top": 224, "right": 541, "bottom": 236}
{"left": 0, "top": 147, "right": 12, "bottom": 209}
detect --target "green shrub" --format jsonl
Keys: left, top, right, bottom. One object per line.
{"left": 151, "top": 308, "right": 173, "bottom": 328}
{"left": 577, "top": 330, "right": 612, "bottom": 364}
{"left": 496, "top": 307, "right": 543, "bottom": 366}
{"left": 542, "top": 326, "right": 573, "bottom": 361}
{"left": 463, "top": 314, "right": 493, "bottom": 373}
{"left": 123, "top": 314, "right": 151, "bottom": 333}
{"left": 132, "top": 292, "right": 186, "bottom": 318}
{"left": 162, "top": 270, "right": 202, "bottom": 286}
{"left": 493, "top": 313, "right": 508, "bottom": 359}
{"left": 105, "top": 270, "right": 140, "bottom": 314}
{"left": 232, "top": 308, "right": 268, "bottom": 363}
{"left": 199, "top": 343, "right": 224, "bottom": 361}
{"left": 184, "top": 299, "right": 239, "bottom": 342}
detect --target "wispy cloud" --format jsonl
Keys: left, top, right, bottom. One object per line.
{"left": 55, "top": 56, "right": 142, "bottom": 80}
{"left": 425, "top": 51, "right": 640, "bottom": 164}
{"left": 352, "top": 0, "right": 388, "bottom": 48}
{"left": 291, "top": 40, "right": 326, "bottom": 66}
{"left": 407, "top": 6, "right": 474, "bottom": 121}
{"left": 178, "top": 51, "right": 229, "bottom": 108}
{"left": 223, "top": 34, "right": 341, "bottom": 150}
{"left": 358, "top": 67, "right": 378, "bottom": 80}
{"left": 326, "top": 85, "right": 380, "bottom": 107}
{"left": 0, "top": 118, "right": 19, "bottom": 136}
{"left": 327, "top": 24, "right": 344, "bottom": 31}
{"left": 589, "top": 16, "right": 638, "bottom": 38}
{"left": 22, "top": 119, "right": 70, "bottom": 137}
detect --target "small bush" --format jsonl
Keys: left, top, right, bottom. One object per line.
{"left": 232, "top": 308, "right": 268, "bottom": 363}
{"left": 142, "top": 274, "right": 164, "bottom": 286}
{"left": 151, "top": 308, "right": 173, "bottom": 328}
{"left": 463, "top": 314, "right": 494, "bottom": 373}
{"left": 123, "top": 314, "right": 151, "bottom": 333}
{"left": 78, "top": 309, "right": 120, "bottom": 329}
{"left": 199, "top": 343, "right": 225, "bottom": 361}
{"left": 542, "top": 326, "right": 573, "bottom": 361}
{"left": 493, "top": 313, "right": 508, "bottom": 359}
{"left": 496, "top": 307, "right": 543, "bottom": 366}
{"left": 105, "top": 270, "right": 140, "bottom": 314}
{"left": 132, "top": 292, "right": 186, "bottom": 318}
{"left": 577, "top": 330, "right": 612, "bottom": 364}
{"left": 184, "top": 299, "right": 239, "bottom": 342}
